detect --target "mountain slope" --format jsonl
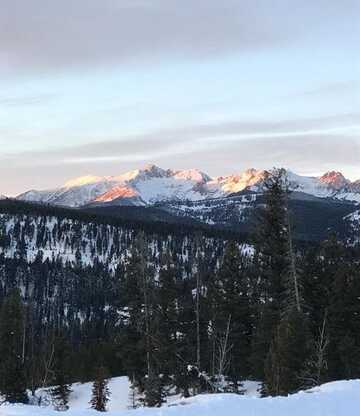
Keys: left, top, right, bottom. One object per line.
{"left": 345, "top": 209, "right": 360, "bottom": 243}
{"left": 16, "top": 165, "right": 215, "bottom": 207}
{"left": 287, "top": 171, "right": 360, "bottom": 203}
{"left": 0, "top": 199, "right": 245, "bottom": 270}
{"left": 159, "top": 191, "right": 357, "bottom": 241}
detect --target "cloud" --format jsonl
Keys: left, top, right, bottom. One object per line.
{"left": 0, "top": 93, "right": 56, "bottom": 107}
{"left": 1, "top": 0, "right": 358, "bottom": 74}
{"left": 1, "top": 113, "right": 359, "bottom": 195}
{"left": 1, "top": 1, "right": 359, "bottom": 195}
{"left": 2, "top": 112, "right": 359, "bottom": 164}
{"left": 2, "top": 134, "right": 359, "bottom": 195}
{"left": 293, "top": 81, "right": 360, "bottom": 99}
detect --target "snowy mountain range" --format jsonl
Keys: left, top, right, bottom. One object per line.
{"left": 11, "top": 164, "right": 360, "bottom": 240}
{"left": 16, "top": 164, "right": 360, "bottom": 208}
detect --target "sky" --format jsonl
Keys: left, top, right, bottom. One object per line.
{"left": 0, "top": 0, "right": 359, "bottom": 195}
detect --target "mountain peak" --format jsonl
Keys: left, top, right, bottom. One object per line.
{"left": 173, "top": 168, "right": 211, "bottom": 183}
{"left": 143, "top": 163, "right": 165, "bottom": 173}
{"left": 319, "top": 171, "right": 349, "bottom": 190}
{"left": 242, "top": 168, "right": 268, "bottom": 180}
{"left": 215, "top": 168, "right": 267, "bottom": 193}
{"left": 139, "top": 164, "right": 168, "bottom": 178}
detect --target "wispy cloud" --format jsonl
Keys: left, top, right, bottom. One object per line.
{"left": 1, "top": 0, "right": 358, "bottom": 74}
{"left": 3, "top": 112, "right": 359, "bottom": 166}
{"left": 1, "top": 113, "right": 359, "bottom": 194}
{"left": 293, "top": 81, "right": 360, "bottom": 98}
{"left": 0, "top": 93, "right": 56, "bottom": 107}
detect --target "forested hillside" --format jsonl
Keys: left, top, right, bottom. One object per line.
{"left": 0, "top": 170, "right": 359, "bottom": 411}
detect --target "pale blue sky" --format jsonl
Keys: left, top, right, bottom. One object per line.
{"left": 0, "top": 0, "right": 359, "bottom": 195}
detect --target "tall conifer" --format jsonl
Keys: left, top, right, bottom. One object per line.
{"left": 0, "top": 289, "right": 28, "bottom": 403}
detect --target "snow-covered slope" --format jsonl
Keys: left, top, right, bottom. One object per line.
{"left": 34, "top": 377, "right": 131, "bottom": 413}
{"left": 1, "top": 376, "right": 261, "bottom": 414}
{"left": 287, "top": 171, "right": 360, "bottom": 203}
{"left": 17, "top": 179, "right": 118, "bottom": 208}
{"left": 16, "top": 165, "right": 216, "bottom": 207}
{"left": 3, "top": 379, "right": 360, "bottom": 416}
{"left": 0, "top": 211, "right": 250, "bottom": 272}
{"left": 346, "top": 209, "right": 360, "bottom": 223}
{"left": 213, "top": 168, "right": 267, "bottom": 194}
{"left": 345, "top": 209, "right": 360, "bottom": 243}
{"left": 162, "top": 194, "right": 258, "bottom": 227}
{"left": 16, "top": 164, "right": 360, "bottom": 208}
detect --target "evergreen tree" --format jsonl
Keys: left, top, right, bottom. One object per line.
{"left": 250, "top": 168, "right": 291, "bottom": 378}
{"left": 115, "top": 236, "right": 147, "bottom": 381}
{"left": 264, "top": 308, "right": 309, "bottom": 396}
{"left": 251, "top": 169, "right": 310, "bottom": 394}
{"left": 0, "top": 289, "right": 28, "bottom": 403}
{"left": 153, "top": 252, "right": 179, "bottom": 382}
{"left": 128, "top": 375, "right": 142, "bottom": 409}
{"left": 317, "top": 236, "right": 360, "bottom": 380}
{"left": 51, "top": 336, "right": 72, "bottom": 411}
{"left": 142, "top": 374, "right": 166, "bottom": 407}
{"left": 51, "top": 382, "right": 72, "bottom": 411}
{"left": 90, "top": 366, "right": 111, "bottom": 412}
{"left": 209, "top": 240, "right": 253, "bottom": 384}
{"left": 254, "top": 169, "right": 291, "bottom": 307}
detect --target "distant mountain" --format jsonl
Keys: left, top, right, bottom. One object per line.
{"left": 14, "top": 164, "right": 360, "bottom": 241}
{"left": 286, "top": 171, "right": 360, "bottom": 203}
{"left": 16, "top": 164, "right": 360, "bottom": 208}
{"left": 17, "top": 164, "right": 217, "bottom": 207}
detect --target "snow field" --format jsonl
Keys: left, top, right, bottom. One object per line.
{"left": 1, "top": 379, "right": 359, "bottom": 416}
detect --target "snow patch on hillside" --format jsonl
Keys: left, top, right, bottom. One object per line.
{"left": 0, "top": 212, "right": 250, "bottom": 271}
{"left": 346, "top": 210, "right": 360, "bottom": 223}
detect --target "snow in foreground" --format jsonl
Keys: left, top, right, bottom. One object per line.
{"left": 1, "top": 379, "right": 359, "bottom": 416}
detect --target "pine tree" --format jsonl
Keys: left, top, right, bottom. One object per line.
{"left": 252, "top": 168, "right": 310, "bottom": 392}
{"left": 116, "top": 235, "right": 148, "bottom": 381}
{"left": 128, "top": 375, "right": 141, "bottom": 409}
{"left": 51, "top": 381, "right": 72, "bottom": 411}
{"left": 117, "top": 233, "right": 166, "bottom": 404}
{"left": 0, "top": 289, "right": 28, "bottom": 403}
{"left": 264, "top": 308, "right": 309, "bottom": 396}
{"left": 153, "top": 252, "right": 179, "bottom": 382}
{"left": 254, "top": 168, "right": 291, "bottom": 307}
{"left": 250, "top": 168, "right": 291, "bottom": 378}
{"left": 317, "top": 236, "right": 360, "bottom": 380}
{"left": 209, "top": 240, "right": 253, "bottom": 384}
{"left": 142, "top": 374, "right": 166, "bottom": 407}
{"left": 51, "top": 336, "right": 72, "bottom": 411}
{"left": 90, "top": 366, "right": 111, "bottom": 412}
